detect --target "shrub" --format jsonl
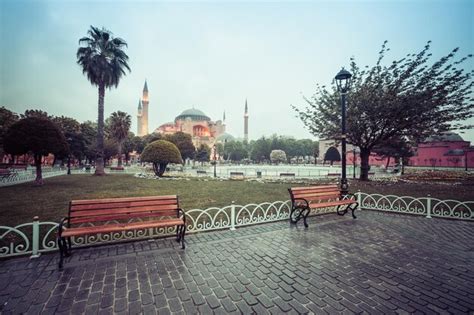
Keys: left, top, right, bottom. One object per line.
{"left": 140, "top": 140, "right": 182, "bottom": 177}
{"left": 270, "top": 149, "right": 287, "bottom": 164}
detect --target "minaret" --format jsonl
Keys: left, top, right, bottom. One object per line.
{"left": 223, "top": 111, "right": 226, "bottom": 125}
{"left": 244, "top": 99, "right": 249, "bottom": 142}
{"left": 137, "top": 99, "right": 143, "bottom": 136}
{"left": 141, "top": 80, "right": 149, "bottom": 135}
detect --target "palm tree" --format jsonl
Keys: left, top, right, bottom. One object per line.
{"left": 109, "top": 111, "right": 131, "bottom": 167}
{"left": 77, "top": 26, "right": 130, "bottom": 175}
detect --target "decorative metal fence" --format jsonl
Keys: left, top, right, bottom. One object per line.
{"left": 357, "top": 192, "right": 474, "bottom": 220}
{"left": 0, "top": 170, "right": 67, "bottom": 187}
{"left": 1, "top": 194, "right": 472, "bottom": 259}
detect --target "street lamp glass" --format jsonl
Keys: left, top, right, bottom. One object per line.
{"left": 335, "top": 68, "right": 352, "bottom": 93}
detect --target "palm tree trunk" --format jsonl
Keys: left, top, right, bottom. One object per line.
{"left": 95, "top": 84, "right": 106, "bottom": 175}
{"left": 117, "top": 142, "right": 123, "bottom": 167}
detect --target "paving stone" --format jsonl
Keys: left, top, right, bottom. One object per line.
{"left": 114, "top": 298, "right": 128, "bottom": 312}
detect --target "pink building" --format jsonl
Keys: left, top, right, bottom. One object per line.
{"left": 409, "top": 132, "right": 474, "bottom": 168}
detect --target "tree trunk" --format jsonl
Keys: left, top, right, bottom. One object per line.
{"left": 117, "top": 141, "right": 123, "bottom": 167}
{"left": 95, "top": 84, "right": 106, "bottom": 175}
{"left": 359, "top": 148, "right": 370, "bottom": 181}
{"left": 385, "top": 156, "right": 390, "bottom": 169}
{"left": 34, "top": 154, "right": 44, "bottom": 185}
{"left": 152, "top": 162, "right": 167, "bottom": 177}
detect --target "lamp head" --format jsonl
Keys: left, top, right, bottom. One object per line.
{"left": 335, "top": 68, "right": 352, "bottom": 93}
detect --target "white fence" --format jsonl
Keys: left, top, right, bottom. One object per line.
{"left": 0, "top": 170, "right": 67, "bottom": 187}
{"left": 1, "top": 193, "right": 472, "bottom": 259}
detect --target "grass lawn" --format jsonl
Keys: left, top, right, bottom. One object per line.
{"left": 0, "top": 174, "right": 291, "bottom": 226}
{"left": 1, "top": 173, "right": 473, "bottom": 227}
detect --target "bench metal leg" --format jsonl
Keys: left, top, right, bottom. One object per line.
{"left": 181, "top": 225, "right": 186, "bottom": 249}
{"left": 336, "top": 205, "right": 348, "bottom": 216}
{"left": 176, "top": 225, "right": 183, "bottom": 242}
{"left": 351, "top": 203, "right": 358, "bottom": 219}
{"left": 57, "top": 236, "right": 64, "bottom": 269}
{"left": 303, "top": 208, "right": 310, "bottom": 228}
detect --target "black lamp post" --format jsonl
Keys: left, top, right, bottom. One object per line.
{"left": 213, "top": 144, "right": 217, "bottom": 178}
{"left": 67, "top": 137, "right": 72, "bottom": 175}
{"left": 335, "top": 68, "right": 352, "bottom": 196}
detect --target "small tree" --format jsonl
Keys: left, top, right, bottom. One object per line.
{"left": 3, "top": 117, "right": 67, "bottom": 185}
{"left": 0, "top": 107, "right": 19, "bottom": 161}
{"left": 164, "top": 132, "right": 196, "bottom": 163}
{"left": 270, "top": 149, "right": 287, "bottom": 164}
{"left": 140, "top": 140, "right": 182, "bottom": 177}
{"left": 324, "top": 147, "right": 341, "bottom": 166}
{"left": 195, "top": 144, "right": 211, "bottom": 165}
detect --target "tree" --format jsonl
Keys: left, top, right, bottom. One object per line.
{"left": 131, "top": 136, "right": 145, "bottom": 154}
{"left": 140, "top": 140, "right": 182, "bottom": 177}
{"left": 164, "top": 132, "right": 196, "bottom": 162}
{"left": 53, "top": 116, "right": 85, "bottom": 165}
{"left": 109, "top": 111, "right": 131, "bottom": 167}
{"left": 3, "top": 117, "right": 67, "bottom": 185}
{"left": 250, "top": 137, "right": 272, "bottom": 162}
{"left": 324, "top": 147, "right": 341, "bottom": 166}
{"left": 122, "top": 132, "right": 135, "bottom": 165}
{"left": 0, "top": 107, "right": 19, "bottom": 161}
{"left": 295, "top": 41, "right": 473, "bottom": 180}
{"left": 226, "top": 141, "right": 248, "bottom": 162}
{"left": 373, "top": 137, "right": 414, "bottom": 170}
{"left": 270, "top": 149, "right": 287, "bottom": 164}
{"left": 21, "top": 109, "right": 51, "bottom": 119}
{"left": 80, "top": 121, "right": 97, "bottom": 164}
{"left": 195, "top": 144, "right": 211, "bottom": 164}
{"left": 143, "top": 133, "right": 162, "bottom": 145}
{"left": 77, "top": 25, "right": 130, "bottom": 175}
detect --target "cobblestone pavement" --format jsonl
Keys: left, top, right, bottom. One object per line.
{"left": 0, "top": 211, "right": 473, "bottom": 314}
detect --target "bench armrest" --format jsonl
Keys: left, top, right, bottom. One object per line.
{"left": 342, "top": 193, "right": 357, "bottom": 201}
{"left": 178, "top": 208, "right": 186, "bottom": 224}
{"left": 292, "top": 198, "right": 309, "bottom": 209}
{"left": 57, "top": 217, "right": 70, "bottom": 237}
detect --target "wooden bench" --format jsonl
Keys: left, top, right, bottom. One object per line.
{"left": 57, "top": 195, "right": 186, "bottom": 268}
{"left": 280, "top": 173, "right": 296, "bottom": 177}
{"left": 288, "top": 185, "right": 358, "bottom": 227}
{"left": 230, "top": 171, "right": 245, "bottom": 179}
{"left": 327, "top": 173, "right": 341, "bottom": 177}
{"left": 196, "top": 170, "right": 207, "bottom": 175}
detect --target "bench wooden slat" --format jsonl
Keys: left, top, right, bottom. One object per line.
{"left": 292, "top": 191, "right": 340, "bottom": 198}
{"left": 70, "top": 195, "right": 178, "bottom": 205}
{"left": 69, "top": 211, "right": 180, "bottom": 224}
{"left": 71, "top": 199, "right": 179, "bottom": 211}
{"left": 69, "top": 206, "right": 179, "bottom": 219}
{"left": 290, "top": 185, "right": 339, "bottom": 192}
{"left": 62, "top": 218, "right": 184, "bottom": 237}
{"left": 307, "top": 199, "right": 355, "bottom": 209}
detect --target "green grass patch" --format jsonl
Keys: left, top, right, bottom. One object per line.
{"left": 0, "top": 174, "right": 291, "bottom": 226}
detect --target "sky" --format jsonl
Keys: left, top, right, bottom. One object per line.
{"left": 1, "top": 0, "right": 473, "bottom": 142}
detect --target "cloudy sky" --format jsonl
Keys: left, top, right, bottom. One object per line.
{"left": 1, "top": 0, "right": 473, "bottom": 141}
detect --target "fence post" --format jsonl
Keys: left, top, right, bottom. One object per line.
{"left": 30, "top": 216, "right": 41, "bottom": 259}
{"left": 426, "top": 194, "right": 432, "bottom": 219}
{"left": 230, "top": 201, "right": 236, "bottom": 231}
{"left": 357, "top": 190, "right": 362, "bottom": 211}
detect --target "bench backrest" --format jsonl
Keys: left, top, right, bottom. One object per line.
{"left": 289, "top": 185, "right": 341, "bottom": 203}
{"left": 68, "top": 195, "right": 180, "bottom": 225}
